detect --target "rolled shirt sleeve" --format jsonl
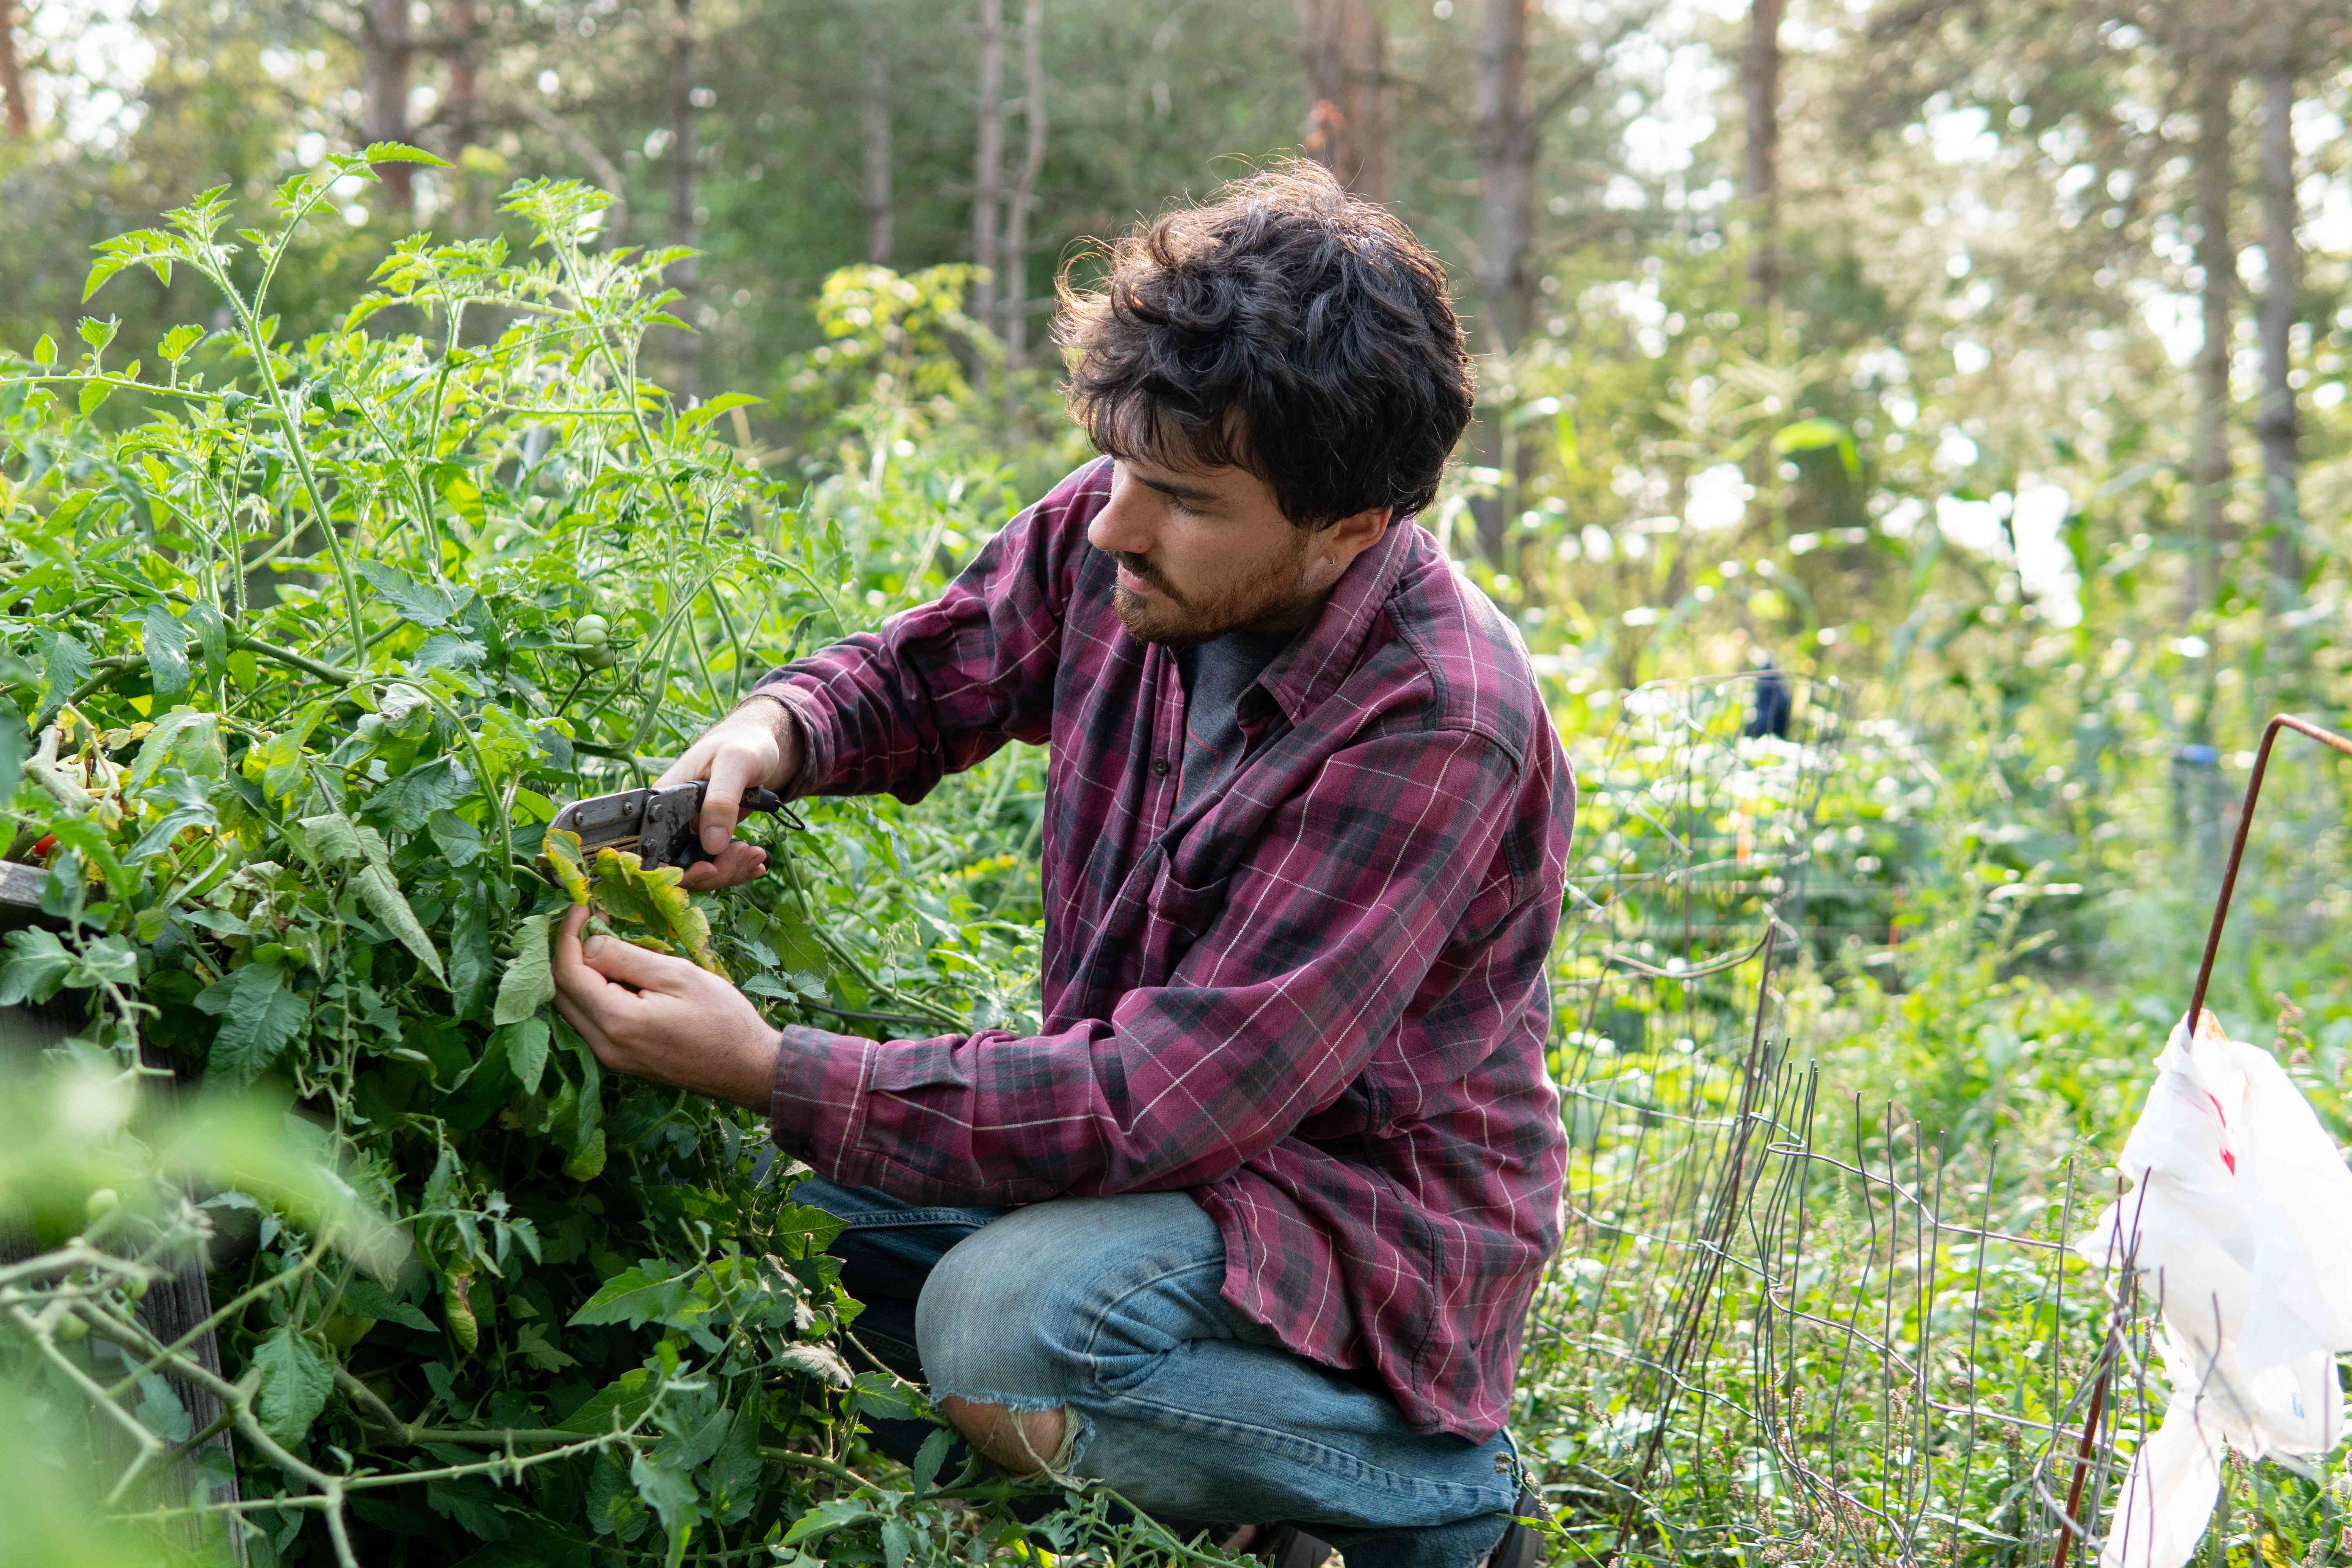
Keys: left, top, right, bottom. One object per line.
{"left": 751, "top": 463, "right": 1101, "bottom": 805}
{"left": 768, "top": 727, "right": 1520, "bottom": 1206}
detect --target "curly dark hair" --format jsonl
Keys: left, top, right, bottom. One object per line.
{"left": 1054, "top": 161, "right": 1474, "bottom": 529}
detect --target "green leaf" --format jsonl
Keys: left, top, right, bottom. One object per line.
{"left": 669, "top": 1403, "right": 733, "bottom": 1473}
{"left": 430, "top": 463, "right": 487, "bottom": 530}
{"left": 253, "top": 701, "right": 328, "bottom": 804}
{"left": 1771, "top": 416, "right": 1862, "bottom": 479}
{"left": 356, "top": 862, "right": 447, "bottom": 985}
{"left": 196, "top": 960, "right": 311, "bottom": 1087}
{"left": 354, "top": 559, "right": 461, "bottom": 629}
{"left": 448, "top": 895, "right": 495, "bottom": 1018}
{"left": 127, "top": 708, "right": 224, "bottom": 794}
{"left": 562, "top": 1126, "right": 606, "bottom": 1181}
{"left": 38, "top": 631, "right": 92, "bottom": 715}
{"left": 71, "top": 936, "right": 141, "bottom": 988}
{"left": 782, "top": 1495, "right": 875, "bottom": 1549}
{"left": 77, "top": 316, "right": 118, "bottom": 352}
{"left": 126, "top": 770, "right": 217, "bottom": 861}
{"left": 783, "top": 1345, "right": 855, "bottom": 1392}
{"left": 630, "top": 1449, "right": 698, "bottom": 1557}
{"left": 339, "top": 1277, "right": 435, "bottom": 1332}
{"left": 362, "top": 755, "right": 474, "bottom": 833}
{"left": 502, "top": 1017, "right": 551, "bottom": 1096}
{"left": 296, "top": 811, "right": 389, "bottom": 872}
{"left": 0, "top": 695, "right": 25, "bottom": 802}
{"left": 184, "top": 599, "right": 227, "bottom": 671}
{"left": 252, "top": 1326, "right": 334, "bottom": 1446}
{"left": 81, "top": 256, "right": 125, "bottom": 303}
{"left": 909, "top": 1425, "right": 954, "bottom": 1495}
{"left": 679, "top": 392, "right": 764, "bottom": 431}
{"left": 158, "top": 324, "right": 203, "bottom": 363}
{"left": 427, "top": 808, "right": 484, "bottom": 867}
{"left": 492, "top": 913, "right": 557, "bottom": 1025}
{"left": 77, "top": 381, "right": 112, "bottom": 419}
{"left": 557, "top": 1369, "right": 655, "bottom": 1435}
{"left": 708, "top": 1399, "right": 762, "bottom": 1526}
{"left": 31, "top": 334, "right": 54, "bottom": 366}
{"left": 363, "top": 141, "right": 452, "bottom": 167}
{"left": 426, "top": 1476, "right": 515, "bottom": 1542}
{"left": 142, "top": 605, "right": 191, "bottom": 701}
{"left": 568, "top": 1263, "right": 689, "bottom": 1330}
{"left": 0, "top": 929, "right": 74, "bottom": 1007}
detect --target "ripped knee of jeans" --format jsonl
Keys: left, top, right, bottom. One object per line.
{"left": 935, "top": 1388, "right": 1093, "bottom": 1480}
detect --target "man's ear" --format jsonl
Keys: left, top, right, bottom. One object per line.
{"left": 1321, "top": 505, "right": 1393, "bottom": 573}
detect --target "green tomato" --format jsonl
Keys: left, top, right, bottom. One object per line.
{"left": 84, "top": 1187, "right": 120, "bottom": 1221}
{"left": 54, "top": 1313, "right": 87, "bottom": 1343}
{"left": 581, "top": 644, "right": 616, "bottom": 671}
{"left": 574, "top": 613, "right": 610, "bottom": 648}
{"left": 321, "top": 1313, "right": 376, "bottom": 1352}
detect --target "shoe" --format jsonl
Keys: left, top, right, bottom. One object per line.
{"left": 1254, "top": 1524, "right": 1336, "bottom": 1568}
{"left": 1483, "top": 1487, "right": 1550, "bottom": 1568}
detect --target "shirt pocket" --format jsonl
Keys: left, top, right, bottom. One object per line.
{"left": 1137, "top": 856, "right": 1232, "bottom": 982}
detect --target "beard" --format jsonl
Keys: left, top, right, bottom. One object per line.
{"left": 1107, "top": 543, "right": 1323, "bottom": 646}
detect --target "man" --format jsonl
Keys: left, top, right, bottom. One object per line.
{"left": 551, "top": 162, "right": 1574, "bottom": 1568}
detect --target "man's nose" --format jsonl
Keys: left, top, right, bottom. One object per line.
{"left": 1085, "top": 488, "right": 1156, "bottom": 557}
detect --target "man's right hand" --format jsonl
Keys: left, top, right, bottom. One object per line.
{"left": 657, "top": 696, "right": 802, "bottom": 890}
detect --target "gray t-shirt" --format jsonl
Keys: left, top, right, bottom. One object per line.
{"left": 1172, "top": 628, "right": 1297, "bottom": 818}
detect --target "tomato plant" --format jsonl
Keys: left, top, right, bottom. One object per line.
{"left": 0, "top": 150, "right": 1084, "bottom": 1567}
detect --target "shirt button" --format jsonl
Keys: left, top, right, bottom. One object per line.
{"left": 1152, "top": 758, "right": 1170, "bottom": 777}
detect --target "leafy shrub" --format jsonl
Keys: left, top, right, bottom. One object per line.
{"left": 0, "top": 150, "right": 1065, "bottom": 1566}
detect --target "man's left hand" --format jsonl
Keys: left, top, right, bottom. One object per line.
{"left": 550, "top": 905, "right": 780, "bottom": 1111}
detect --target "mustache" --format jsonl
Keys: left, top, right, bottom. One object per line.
{"left": 1109, "top": 550, "right": 1176, "bottom": 596}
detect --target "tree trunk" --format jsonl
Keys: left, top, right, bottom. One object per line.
{"left": 1742, "top": 0, "right": 1786, "bottom": 317}
{"left": 861, "top": 7, "right": 893, "bottom": 267}
{"left": 2256, "top": 53, "right": 2301, "bottom": 599}
{"left": 669, "top": 0, "right": 702, "bottom": 400}
{"left": 2187, "top": 57, "right": 2235, "bottom": 626}
{"left": 0, "top": 0, "right": 29, "bottom": 139}
{"left": 1294, "top": 0, "right": 1387, "bottom": 198}
{"left": 361, "top": 0, "right": 419, "bottom": 214}
{"left": 973, "top": 0, "right": 1005, "bottom": 366}
{"left": 1474, "top": 0, "right": 1534, "bottom": 356}
{"left": 1003, "top": 0, "right": 1047, "bottom": 409}
{"left": 446, "top": 0, "right": 482, "bottom": 230}
{"left": 1468, "top": 0, "right": 1531, "bottom": 566}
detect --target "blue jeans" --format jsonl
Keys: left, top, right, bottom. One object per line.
{"left": 797, "top": 1176, "right": 1520, "bottom": 1568}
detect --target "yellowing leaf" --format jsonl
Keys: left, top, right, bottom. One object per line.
{"left": 590, "top": 846, "right": 721, "bottom": 975}
{"left": 444, "top": 1268, "right": 479, "bottom": 1356}
{"left": 543, "top": 828, "right": 592, "bottom": 904}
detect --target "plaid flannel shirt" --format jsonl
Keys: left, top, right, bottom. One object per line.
{"left": 756, "top": 458, "right": 1573, "bottom": 1439}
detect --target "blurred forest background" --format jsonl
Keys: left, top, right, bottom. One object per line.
{"left": 9, "top": 0, "right": 2352, "bottom": 765}
{"left": 11, "top": 0, "right": 2352, "bottom": 1557}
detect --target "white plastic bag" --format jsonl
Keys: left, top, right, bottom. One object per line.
{"left": 2073, "top": 1009, "right": 2352, "bottom": 1568}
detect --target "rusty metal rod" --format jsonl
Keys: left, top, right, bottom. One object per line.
{"left": 2052, "top": 711, "right": 2352, "bottom": 1568}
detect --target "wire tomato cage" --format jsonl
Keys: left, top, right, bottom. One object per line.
{"left": 2045, "top": 712, "right": 2352, "bottom": 1568}
{"left": 1531, "top": 699, "right": 2352, "bottom": 1567}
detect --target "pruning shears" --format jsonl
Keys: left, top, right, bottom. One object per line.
{"left": 546, "top": 782, "right": 791, "bottom": 871}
